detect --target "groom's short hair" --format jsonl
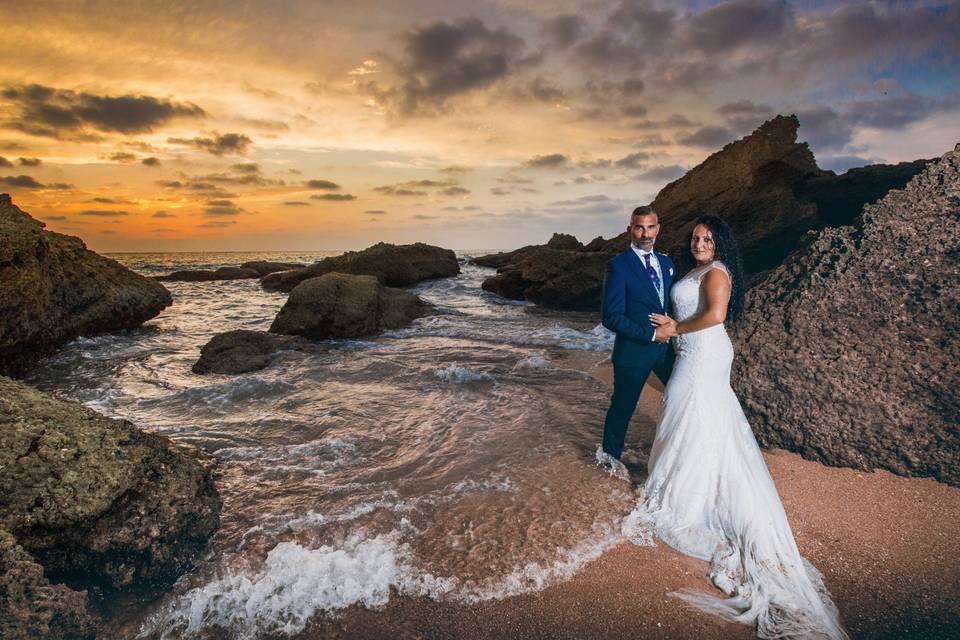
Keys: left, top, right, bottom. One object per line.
{"left": 631, "top": 205, "right": 658, "bottom": 221}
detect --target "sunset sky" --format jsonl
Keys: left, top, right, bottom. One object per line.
{"left": 1, "top": 0, "right": 958, "bottom": 252}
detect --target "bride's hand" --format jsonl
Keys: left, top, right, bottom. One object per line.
{"left": 650, "top": 313, "right": 679, "bottom": 338}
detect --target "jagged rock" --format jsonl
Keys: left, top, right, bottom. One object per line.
{"left": 638, "top": 115, "right": 930, "bottom": 275}
{"left": 193, "top": 329, "right": 316, "bottom": 374}
{"left": 269, "top": 273, "right": 431, "bottom": 339}
{"left": 155, "top": 266, "right": 260, "bottom": 282}
{"left": 0, "top": 375, "right": 221, "bottom": 592}
{"left": 261, "top": 242, "right": 459, "bottom": 292}
{"left": 480, "top": 246, "right": 610, "bottom": 310}
{"left": 546, "top": 233, "right": 582, "bottom": 250}
{"left": 474, "top": 116, "right": 930, "bottom": 310}
{"left": 239, "top": 260, "right": 306, "bottom": 277}
{"left": 0, "top": 529, "right": 95, "bottom": 640}
{"left": 0, "top": 195, "right": 172, "bottom": 375}
{"left": 732, "top": 143, "right": 960, "bottom": 486}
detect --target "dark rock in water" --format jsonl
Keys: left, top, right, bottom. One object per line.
{"left": 471, "top": 245, "right": 533, "bottom": 269}
{"left": 546, "top": 233, "right": 582, "bottom": 250}
{"left": 0, "top": 375, "right": 221, "bottom": 595}
{"left": 0, "top": 194, "right": 172, "bottom": 375}
{"left": 732, "top": 143, "right": 960, "bottom": 486}
{"left": 269, "top": 273, "right": 431, "bottom": 338}
{"left": 481, "top": 245, "right": 611, "bottom": 310}
{"left": 261, "top": 242, "right": 459, "bottom": 293}
{"left": 239, "top": 260, "right": 306, "bottom": 277}
{"left": 155, "top": 266, "right": 260, "bottom": 282}
{"left": 0, "top": 529, "right": 95, "bottom": 640}
{"left": 193, "top": 329, "right": 315, "bottom": 374}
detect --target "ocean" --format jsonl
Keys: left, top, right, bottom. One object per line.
{"left": 25, "top": 251, "right": 660, "bottom": 639}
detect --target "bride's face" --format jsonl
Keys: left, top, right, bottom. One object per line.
{"left": 690, "top": 224, "right": 716, "bottom": 265}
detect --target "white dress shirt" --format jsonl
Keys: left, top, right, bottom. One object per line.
{"left": 631, "top": 246, "right": 664, "bottom": 342}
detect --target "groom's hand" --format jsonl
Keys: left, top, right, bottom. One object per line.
{"left": 654, "top": 325, "right": 673, "bottom": 342}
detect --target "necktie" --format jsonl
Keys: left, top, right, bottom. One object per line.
{"left": 643, "top": 253, "right": 661, "bottom": 296}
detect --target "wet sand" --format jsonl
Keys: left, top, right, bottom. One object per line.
{"left": 286, "top": 351, "right": 960, "bottom": 640}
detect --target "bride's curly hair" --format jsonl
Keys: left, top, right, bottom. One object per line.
{"left": 690, "top": 215, "right": 745, "bottom": 324}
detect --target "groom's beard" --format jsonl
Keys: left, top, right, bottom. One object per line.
{"left": 632, "top": 238, "right": 655, "bottom": 251}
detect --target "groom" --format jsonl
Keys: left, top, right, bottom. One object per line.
{"left": 598, "top": 205, "right": 675, "bottom": 470}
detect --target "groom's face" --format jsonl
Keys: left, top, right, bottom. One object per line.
{"left": 629, "top": 213, "right": 660, "bottom": 251}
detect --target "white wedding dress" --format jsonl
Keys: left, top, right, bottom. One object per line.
{"left": 623, "top": 261, "right": 848, "bottom": 639}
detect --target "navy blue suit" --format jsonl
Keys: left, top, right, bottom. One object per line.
{"left": 600, "top": 248, "right": 676, "bottom": 459}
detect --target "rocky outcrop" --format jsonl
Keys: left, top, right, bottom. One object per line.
{"left": 732, "top": 143, "right": 960, "bottom": 486}
{"left": 0, "top": 195, "right": 172, "bottom": 375}
{"left": 642, "top": 115, "right": 930, "bottom": 275}
{"left": 193, "top": 329, "right": 316, "bottom": 374}
{"left": 155, "top": 266, "right": 260, "bottom": 282}
{"left": 261, "top": 242, "right": 459, "bottom": 293}
{"left": 269, "top": 273, "right": 431, "bottom": 339}
{"left": 0, "top": 375, "right": 221, "bottom": 599}
{"left": 0, "top": 529, "right": 94, "bottom": 640}
{"left": 480, "top": 246, "right": 611, "bottom": 310}
{"left": 240, "top": 260, "right": 305, "bottom": 277}
{"left": 474, "top": 116, "right": 930, "bottom": 310}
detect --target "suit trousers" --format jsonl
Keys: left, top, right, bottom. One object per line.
{"left": 601, "top": 353, "right": 673, "bottom": 459}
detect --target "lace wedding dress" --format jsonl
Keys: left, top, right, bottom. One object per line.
{"left": 623, "top": 261, "right": 848, "bottom": 639}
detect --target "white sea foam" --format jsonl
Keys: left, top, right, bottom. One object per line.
{"left": 143, "top": 532, "right": 457, "bottom": 640}
{"left": 513, "top": 355, "right": 552, "bottom": 371}
{"left": 433, "top": 364, "right": 494, "bottom": 383}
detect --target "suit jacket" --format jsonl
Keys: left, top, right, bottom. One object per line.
{"left": 601, "top": 248, "right": 675, "bottom": 367}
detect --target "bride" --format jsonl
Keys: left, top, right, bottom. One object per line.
{"left": 633, "top": 215, "right": 849, "bottom": 639}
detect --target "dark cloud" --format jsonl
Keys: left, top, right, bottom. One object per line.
{"left": 1, "top": 83, "right": 204, "bottom": 139}
{"left": 614, "top": 151, "right": 651, "bottom": 169}
{"left": 544, "top": 193, "right": 621, "bottom": 216}
{"left": 92, "top": 197, "right": 129, "bottom": 204}
{"left": 497, "top": 175, "right": 534, "bottom": 184}
{"left": 526, "top": 77, "right": 565, "bottom": 102}
{"left": 152, "top": 211, "right": 176, "bottom": 218}
{"left": 198, "top": 220, "right": 236, "bottom": 228}
{"left": 0, "top": 156, "right": 11, "bottom": 167}
{"left": 311, "top": 193, "right": 356, "bottom": 201}
{"left": 17, "top": 157, "right": 41, "bottom": 166}
{"left": 232, "top": 162, "right": 260, "bottom": 173}
{"left": 197, "top": 171, "right": 284, "bottom": 187}
{"left": 79, "top": 209, "right": 128, "bottom": 217}
{"left": 155, "top": 179, "right": 238, "bottom": 198}
{"left": 543, "top": 14, "right": 589, "bottom": 48}
{"left": 365, "top": 210, "right": 388, "bottom": 215}
{"left": 687, "top": 0, "right": 793, "bottom": 53}
{"left": 576, "top": 157, "right": 612, "bottom": 169}
{"left": 109, "top": 151, "right": 137, "bottom": 163}
{"left": 381, "top": 18, "right": 528, "bottom": 115}
{"left": 373, "top": 186, "right": 427, "bottom": 196}
{"left": 284, "top": 201, "right": 311, "bottom": 206}
{"left": 413, "top": 214, "right": 438, "bottom": 220}
{"left": 845, "top": 93, "right": 946, "bottom": 130}
{"left": 203, "top": 199, "right": 244, "bottom": 217}
{"left": 522, "top": 153, "right": 570, "bottom": 169}
{"left": 676, "top": 126, "right": 735, "bottom": 148}
{"left": 440, "top": 186, "right": 470, "bottom": 196}
{"left": 440, "top": 165, "right": 470, "bottom": 174}
{"left": 796, "top": 106, "right": 853, "bottom": 151}
{"left": 141, "top": 157, "right": 160, "bottom": 166}
{"left": 636, "top": 164, "right": 687, "bottom": 182}
{"left": 42, "top": 215, "right": 66, "bottom": 221}
{"left": 305, "top": 179, "right": 340, "bottom": 190}
{"left": 167, "top": 132, "right": 252, "bottom": 156}
{"left": 573, "top": 2, "right": 676, "bottom": 68}
{"left": 621, "top": 105, "right": 648, "bottom": 118}
{"left": 635, "top": 114, "right": 699, "bottom": 130}
{"left": 717, "top": 100, "right": 775, "bottom": 133}
{"left": 1, "top": 175, "right": 72, "bottom": 189}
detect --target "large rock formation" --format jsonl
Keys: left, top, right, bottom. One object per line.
{"left": 261, "top": 242, "right": 460, "bottom": 293}
{"left": 733, "top": 143, "right": 960, "bottom": 485}
{"left": 480, "top": 247, "right": 611, "bottom": 310}
{"left": 269, "top": 273, "right": 431, "bottom": 339}
{"left": 0, "top": 195, "right": 172, "bottom": 375}
{"left": 0, "top": 375, "right": 221, "bottom": 629}
{"left": 192, "top": 329, "right": 316, "bottom": 374}
{"left": 474, "top": 115, "right": 930, "bottom": 309}
{"left": 155, "top": 266, "right": 260, "bottom": 282}
{"left": 240, "top": 260, "right": 305, "bottom": 277}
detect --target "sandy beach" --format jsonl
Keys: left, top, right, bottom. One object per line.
{"left": 272, "top": 351, "right": 960, "bottom": 640}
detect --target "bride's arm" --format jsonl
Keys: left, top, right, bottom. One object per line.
{"left": 652, "top": 269, "right": 731, "bottom": 337}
